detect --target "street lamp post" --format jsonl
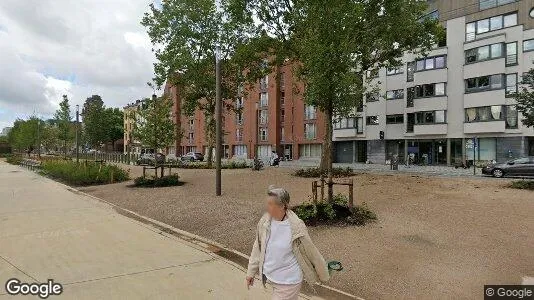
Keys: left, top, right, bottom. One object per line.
{"left": 76, "top": 104, "right": 79, "bottom": 163}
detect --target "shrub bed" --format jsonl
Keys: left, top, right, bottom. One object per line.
{"left": 509, "top": 180, "right": 534, "bottom": 190}
{"left": 293, "top": 167, "right": 355, "bottom": 178}
{"left": 133, "top": 174, "right": 183, "bottom": 188}
{"left": 40, "top": 160, "right": 129, "bottom": 186}
{"left": 5, "top": 154, "right": 23, "bottom": 165}
{"left": 293, "top": 194, "right": 376, "bottom": 226}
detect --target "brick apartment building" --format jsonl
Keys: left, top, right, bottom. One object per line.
{"left": 165, "top": 64, "right": 325, "bottom": 161}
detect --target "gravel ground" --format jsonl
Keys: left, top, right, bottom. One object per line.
{"left": 79, "top": 165, "right": 534, "bottom": 300}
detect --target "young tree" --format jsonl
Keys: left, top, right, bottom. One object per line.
{"left": 133, "top": 95, "right": 177, "bottom": 173}
{"left": 55, "top": 95, "right": 73, "bottom": 158}
{"left": 142, "top": 0, "right": 251, "bottom": 166}
{"left": 82, "top": 95, "right": 107, "bottom": 149}
{"left": 231, "top": 0, "right": 443, "bottom": 201}
{"left": 514, "top": 68, "right": 534, "bottom": 128}
{"left": 104, "top": 107, "right": 124, "bottom": 151}
{"left": 8, "top": 117, "right": 40, "bottom": 155}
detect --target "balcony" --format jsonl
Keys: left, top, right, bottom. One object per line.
{"left": 333, "top": 128, "right": 360, "bottom": 139}
{"left": 413, "top": 123, "right": 447, "bottom": 135}
{"left": 464, "top": 121, "right": 506, "bottom": 134}
{"left": 464, "top": 89, "right": 506, "bottom": 108}
{"left": 464, "top": 57, "right": 505, "bottom": 79}
{"left": 413, "top": 96, "right": 448, "bottom": 112}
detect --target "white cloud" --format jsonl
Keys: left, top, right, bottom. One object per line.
{"left": 0, "top": 0, "right": 157, "bottom": 126}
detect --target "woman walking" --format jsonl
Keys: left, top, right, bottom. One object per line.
{"left": 246, "top": 185, "right": 329, "bottom": 300}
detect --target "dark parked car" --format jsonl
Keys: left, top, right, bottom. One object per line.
{"left": 482, "top": 157, "right": 534, "bottom": 178}
{"left": 180, "top": 152, "right": 204, "bottom": 162}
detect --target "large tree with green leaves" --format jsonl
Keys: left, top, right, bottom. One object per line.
{"left": 82, "top": 95, "right": 107, "bottom": 149}
{"left": 133, "top": 96, "right": 177, "bottom": 164}
{"left": 231, "top": 0, "right": 443, "bottom": 201}
{"left": 142, "top": 0, "right": 252, "bottom": 166}
{"left": 514, "top": 68, "right": 534, "bottom": 128}
{"left": 7, "top": 117, "right": 40, "bottom": 155}
{"left": 55, "top": 95, "right": 73, "bottom": 157}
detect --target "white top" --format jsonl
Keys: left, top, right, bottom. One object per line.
{"left": 263, "top": 218, "right": 303, "bottom": 284}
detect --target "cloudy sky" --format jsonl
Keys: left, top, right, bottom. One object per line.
{"left": 0, "top": 0, "right": 159, "bottom": 129}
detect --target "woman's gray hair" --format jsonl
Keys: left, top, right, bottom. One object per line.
{"left": 267, "top": 185, "right": 290, "bottom": 208}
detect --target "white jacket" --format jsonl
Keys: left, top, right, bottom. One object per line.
{"left": 246, "top": 210, "right": 330, "bottom": 285}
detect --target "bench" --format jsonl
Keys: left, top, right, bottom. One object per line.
{"left": 20, "top": 159, "right": 42, "bottom": 171}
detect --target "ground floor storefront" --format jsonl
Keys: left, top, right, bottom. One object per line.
{"left": 334, "top": 136, "right": 533, "bottom": 165}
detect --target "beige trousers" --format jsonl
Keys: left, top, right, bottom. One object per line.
{"left": 270, "top": 282, "right": 302, "bottom": 300}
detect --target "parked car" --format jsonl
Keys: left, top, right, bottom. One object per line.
{"left": 166, "top": 153, "right": 178, "bottom": 163}
{"left": 482, "top": 157, "right": 534, "bottom": 178}
{"left": 180, "top": 152, "right": 204, "bottom": 162}
{"left": 136, "top": 153, "right": 155, "bottom": 165}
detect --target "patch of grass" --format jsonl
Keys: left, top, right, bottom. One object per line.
{"left": 509, "top": 180, "right": 534, "bottom": 190}
{"left": 293, "top": 194, "right": 376, "bottom": 226}
{"left": 293, "top": 167, "right": 355, "bottom": 178}
{"left": 132, "top": 175, "right": 183, "bottom": 188}
{"left": 40, "top": 160, "right": 129, "bottom": 186}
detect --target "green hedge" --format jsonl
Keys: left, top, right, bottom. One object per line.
{"left": 133, "top": 174, "right": 183, "bottom": 187}
{"left": 509, "top": 180, "right": 534, "bottom": 190}
{"left": 5, "top": 154, "right": 23, "bottom": 165}
{"left": 40, "top": 160, "right": 129, "bottom": 186}
{"left": 293, "top": 167, "right": 355, "bottom": 178}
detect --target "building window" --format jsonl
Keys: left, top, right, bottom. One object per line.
{"left": 465, "top": 106, "right": 504, "bottom": 122}
{"left": 506, "top": 73, "right": 518, "bottom": 96}
{"left": 465, "top": 43, "right": 503, "bottom": 64}
{"left": 386, "top": 66, "right": 403, "bottom": 76}
{"left": 188, "top": 132, "right": 194, "bottom": 144}
{"left": 386, "top": 89, "right": 404, "bottom": 100}
{"left": 407, "top": 62, "right": 415, "bottom": 82}
{"left": 260, "top": 75, "right": 268, "bottom": 90}
{"left": 236, "top": 128, "right": 243, "bottom": 142}
{"left": 356, "top": 117, "right": 364, "bottom": 133}
{"left": 280, "top": 109, "right": 285, "bottom": 123}
{"left": 304, "top": 105, "right": 317, "bottom": 120}
{"left": 407, "top": 87, "right": 415, "bottom": 107}
{"left": 415, "top": 110, "right": 446, "bottom": 124}
{"left": 505, "top": 105, "right": 518, "bottom": 128}
{"left": 465, "top": 74, "right": 503, "bottom": 92}
{"left": 304, "top": 123, "right": 316, "bottom": 140}
{"left": 280, "top": 91, "right": 285, "bottom": 106}
{"left": 299, "top": 144, "right": 322, "bottom": 158}
{"left": 414, "top": 83, "right": 446, "bottom": 98}
{"left": 415, "top": 55, "right": 446, "bottom": 72}
{"left": 480, "top": 0, "right": 517, "bottom": 10}
{"left": 260, "top": 92, "right": 268, "bottom": 107}
{"left": 386, "top": 114, "right": 404, "bottom": 124}
{"left": 259, "top": 110, "right": 268, "bottom": 125}
{"left": 236, "top": 97, "right": 244, "bottom": 108}
{"left": 189, "top": 119, "right": 194, "bottom": 130}
{"left": 366, "top": 116, "right": 379, "bottom": 125}
{"left": 466, "top": 13, "right": 517, "bottom": 41}
{"left": 524, "top": 39, "right": 534, "bottom": 52}
{"left": 366, "top": 91, "right": 380, "bottom": 103}
{"left": 233, "top": 145, "right": 247, "bottom": 157}
{"left": 236, "top": 112, "right": 243, "bottom": 125}
{"left": 334, "top": 117, "right": 355, "bottom": 129}
{"left": 280, "top": 73, "right": 285, "bottom": 89}
{"left": 407, "top": 113, "right": 415, "bottom": 132}
{"left": 281, "top": 127, "right": 285, "bottom": 141}
{"left": 259, "top": 128, "right": 268, "bottom": 141}
{"left": 506, "top": 42, "right": 517, "bottom": 65}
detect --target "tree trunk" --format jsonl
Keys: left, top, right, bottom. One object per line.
{"left": 320, "top": 107, "right": 334, "bottom": 202}
{"left": 205, "top": 114, "right": 216, "bottom": 168}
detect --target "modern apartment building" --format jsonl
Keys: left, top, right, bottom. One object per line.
{"left": 333, "top": 0, "right": 534, "bottom": 165}
{"left": 166, "top": 64, "right": 325, "bottom": 161}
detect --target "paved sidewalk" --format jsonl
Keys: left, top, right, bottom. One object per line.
{"left": 0, "top": 161, "right": 317, "bottom": 299}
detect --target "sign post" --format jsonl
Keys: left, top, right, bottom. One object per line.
{"left": 472, "top": 137, "right": 477, "bottom": 176}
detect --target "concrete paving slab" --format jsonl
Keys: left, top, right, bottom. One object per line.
{"left": 0, "top": 162, "right": 317, "bottom": 299}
